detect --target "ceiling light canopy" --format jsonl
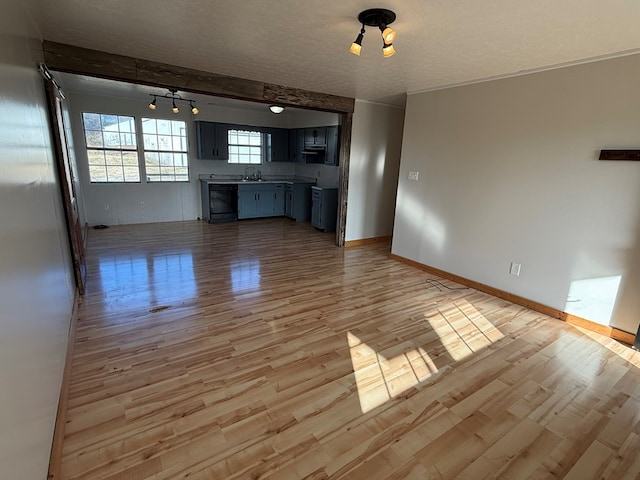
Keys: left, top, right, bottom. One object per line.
{"left": 269, "top": 105, "right": 285, "bottom": 114}
{"left": 148, "top": 88, "right": 199, "bottom": 115}
{"left": 350, "top": 8, "right": 397, "bottom": 58}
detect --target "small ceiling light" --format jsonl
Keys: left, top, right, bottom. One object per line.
{"left": 350, "top": 8, "right": 397, "bottom": 58}
{"left": 147, "top": 89, "right": 198, "bottom": 115}
{"left": 350, "top": 26, "right": 365, "bottom": 56}
{"left": 269, "top": 105, "right": 285, "bottom": 114}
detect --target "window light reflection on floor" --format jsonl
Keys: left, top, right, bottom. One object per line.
{"left": 97, "top": 252, "right": 195, "bottom": 312}
{"left": 348, "top": 299, "right": 504, "bottom": 413}
{"left": 230, "top": 259, "right": 261, "bottom": 292}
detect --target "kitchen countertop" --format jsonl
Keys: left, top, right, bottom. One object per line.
{"left": 199, "top": 174, "right": 316, "bottom": 185}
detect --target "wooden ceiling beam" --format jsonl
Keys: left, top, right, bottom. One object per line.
{"left": 42, "top": 41, "right": 355, "bottom": 114}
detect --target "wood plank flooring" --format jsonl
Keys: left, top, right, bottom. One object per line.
{"left": 59, "top": 219, "right": 640, "bottom": 479}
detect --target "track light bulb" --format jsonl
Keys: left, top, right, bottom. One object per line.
{"left": 382, "top": 43, "right": 395, "bottom": 58}
{"left": 350, "top": 27, "right": 365, "bottom": 56}
{"left": 381, "top": 27, "right": 396, "bottom": 44}
{"left": 172, "top": 99, "right": 179, "bottom": 114}
{"left": 191, "top": 103, "right": 199, "bottom": 115}
{"left": 148, "top": 97, "right": 157, "bottom": 110}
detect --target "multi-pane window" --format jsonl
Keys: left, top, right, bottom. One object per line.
{"left": 141, "top": 118, "right": 188, "bottom": 182}
{"left": 227, "top": 129, "right": 262, "bottom": 164}
{"left": 82, "top": 113, "right": 140, "bottom": 182}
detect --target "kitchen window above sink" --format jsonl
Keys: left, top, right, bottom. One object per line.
{"left": 227, "top": 129, "right": 263, "bottom": 165}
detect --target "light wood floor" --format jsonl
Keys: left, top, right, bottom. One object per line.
{"left": 59, "top": 219, "right": 640, "bottom": 479}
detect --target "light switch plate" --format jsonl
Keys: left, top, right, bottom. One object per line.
{"left": 509, "top": 262, "right": 521, "bottom": 276}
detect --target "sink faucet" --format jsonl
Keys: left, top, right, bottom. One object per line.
{"left": 244, "top": 166, "right": 257, "bottom": 181}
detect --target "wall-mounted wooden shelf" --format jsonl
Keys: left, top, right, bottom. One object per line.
{"left": 599, "top": 150, "right": 640, "bottom": 161}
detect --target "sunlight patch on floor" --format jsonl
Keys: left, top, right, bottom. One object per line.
{"left": 426, "top": 298, "right": 505, "bottom": 361}
{"left": 349, "top": 299, "right": 504, "bottom": 413}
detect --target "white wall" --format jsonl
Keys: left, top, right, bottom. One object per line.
{"left": 66, "top": 91, "right": 340, "bottom": 225}
{"left": 393, "top": 54, "right": 640, "bottom": 333}
{"left": 345, "top": 100, "right": 405, "bottom": 242}
{"left": 0, "top": 4, "right": 76, "bottom": 479}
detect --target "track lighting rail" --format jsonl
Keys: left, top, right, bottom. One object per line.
{"left": 148, "top": 88, "right": 199, "bottom": 114}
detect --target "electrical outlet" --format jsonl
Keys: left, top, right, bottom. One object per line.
{"left": 509, "top": 262, "right": 521, "bottom": 276}
{"left": 140, "top": 201, "right": 145, "bottom": 208}
{"left": 408, "top": 171, "right": 419, "bottom": 181}
{"left": 104, "top": 204, "right": 109, "bottom": 210}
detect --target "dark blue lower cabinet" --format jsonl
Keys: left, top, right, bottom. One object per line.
{"left": 256, "top": 189, "right": 275, "bottom": 217}
{"left": 273, "top": 184, "right": 285, "bottom": 216}
{"left": 285, "top": 183, "right": 313, "bottom": 222}
{"left": 238, "top": 183, "right": 288, "bottom": 219}
{"left": 311, "top": 186, "right": 338, "bottom": 232}
{"left": 237, "top": 188, "right": 258, "bottom": 219}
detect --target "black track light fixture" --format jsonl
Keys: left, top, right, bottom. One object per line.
{"left": 350, "top": 25, "right": 366, "bottom": 56}
{"left": 349, "top": 8, "right": 397, "bottom": 58}
{"left": 147, "top": 88, "right": 199, "bottom": 115}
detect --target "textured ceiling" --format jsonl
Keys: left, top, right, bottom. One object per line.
{"left": 25, "top": 0, "right": 640, "bottom": 106}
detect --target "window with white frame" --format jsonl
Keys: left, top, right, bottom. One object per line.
{"left": 82, "top": 113, "right": 140, "bottom": 182}
{"left": 227, "top": 129, "right": 263, "bottom": 164}
{"left": 141, "top": 118, "right": 188, "bottom": 182}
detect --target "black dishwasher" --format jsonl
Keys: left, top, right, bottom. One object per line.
{"left": 201, "top": 182, "right": 238, "bottom": 223}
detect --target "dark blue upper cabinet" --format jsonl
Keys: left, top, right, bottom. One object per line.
{"left": 196, "top": 121, "right": 338, "bottom": 165}
{"left": 195, "top": 121, "right": 228, "bottom": 160}
{"left": 289, "top": 129, "right": 305, "bottom": 163}
{"left": 304, "top": 127, "right": 327, "bottom": 146}
{"left": 325, "top": 126, "right": 340, "bottom": 166}
{"left": 266, "top": 128, "right": 289, "bottom": 163}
